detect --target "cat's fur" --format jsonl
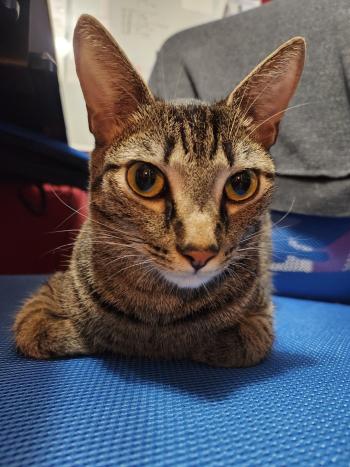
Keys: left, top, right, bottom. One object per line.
{"left": 13, "top": 16, "right": 305, "bottom": 367}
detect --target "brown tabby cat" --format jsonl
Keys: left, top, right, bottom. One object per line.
{"left": 13, "top": 15, "right": 305, "bottom": 367}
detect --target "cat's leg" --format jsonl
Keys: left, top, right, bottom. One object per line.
{"left": 193, "top": 304, "right": 274, "bottom": 368}
{"left": 14, "top": 274, "right": 89, "bottom": 359}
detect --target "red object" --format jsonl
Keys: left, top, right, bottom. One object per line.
{"left": 1, "top": 182, "right": 87, "bottom": 274}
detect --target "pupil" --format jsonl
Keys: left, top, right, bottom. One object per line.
{"left": 135, "top": 164, "right": 156, "bottom": 191}
{"left": 232, "top": 171, "right": 251, "bottom": 195}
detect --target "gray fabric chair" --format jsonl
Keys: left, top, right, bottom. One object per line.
{"left": 149, "top": 0, "right": 350, "bottom": 217}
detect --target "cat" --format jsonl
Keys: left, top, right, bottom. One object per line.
{"left": 13, "top": 15, "right": 305, "bottom": 367}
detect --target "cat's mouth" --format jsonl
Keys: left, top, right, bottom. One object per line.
{"left": 160, "top": 269, "right": 220, "bottom": 289}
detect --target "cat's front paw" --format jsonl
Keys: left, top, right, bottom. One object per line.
{"left": 194, "top": 306, "right": 274, "bottom": 368}
{"left": 14, "top": 282, "right": 88, "bottom": 359}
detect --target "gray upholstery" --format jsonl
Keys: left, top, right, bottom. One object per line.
{"left": 149, "top": 0, "right": 350, "bottom": 216}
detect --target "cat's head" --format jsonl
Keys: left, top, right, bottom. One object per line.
{"left": 73, "top": 15, "right": 305, "bottom": 290}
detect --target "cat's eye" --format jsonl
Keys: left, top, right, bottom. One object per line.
{"left": 225, "top": 170, "right": 259, "bottom": 202}
{"left": 127, "top": 162, "right": 165, "bottom": 198}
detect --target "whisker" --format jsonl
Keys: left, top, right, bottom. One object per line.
{"left": 242, "top": 102, "right": 310, "bottom": 145}
{"left": 115, "top": 259, "right": 154, "bottom": 275}
{"left": 48, "top": 228, "right": 82, "bottom": 235}
{"left": 271, "top": 199, "right": 296, "bottom": 228}
{"left": 50, "top": 188, "right": 140, "bottom": 244}
{"left": 240, "top": 201, "right": 297, "bottom": 245}
{"left": 104, "top": 253, "right": 143, "bottom": 267}
{"left": 54, "top": 202, "right": 88, "bottom": 230}
{"left": 202, "top": 282, "right": 215, "bottom": 308}
{"left": 43, "top": 242, "right": 78, "bottom": 256}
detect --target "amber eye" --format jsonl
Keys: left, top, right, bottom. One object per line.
{"left": 127, "top": 162, "right": 165, "bottom": 198}
{"left": 225, "top": 170, "right": 259, "bottom": 202}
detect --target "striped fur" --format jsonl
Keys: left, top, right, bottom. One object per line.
{"left": 13, "top": 16, "right": 305, "bottom": 367}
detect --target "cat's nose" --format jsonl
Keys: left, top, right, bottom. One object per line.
{"left": 178, "top": 246, "right": 218, "bottom": 271}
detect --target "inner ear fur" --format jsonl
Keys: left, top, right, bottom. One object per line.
{"left": 73, "top": 14, "right": 154, "bottom": 149}
{"left": 225, "top": 37, "right": 306, "bottom": 149}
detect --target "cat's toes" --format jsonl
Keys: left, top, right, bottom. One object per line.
{"left": 194, "top": 308, "right": 274, "bottom": 368}
{"left": 234, "top": 312, "right": 274, "bottom": 367}
{"left": 14, "top": 305, "right": 87, "bottom": 359}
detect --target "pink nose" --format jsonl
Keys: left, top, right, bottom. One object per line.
{"left": 180, "top": 247, "right": 218, "bottom": 270}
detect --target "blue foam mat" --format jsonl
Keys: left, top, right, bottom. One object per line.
{"left": 0, "top": 276, "right": 349, "bottom": 466}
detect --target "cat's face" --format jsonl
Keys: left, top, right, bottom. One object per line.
{"left": 94, "top": 102, "right": 274, "bottom": 288}
{"left": 73, "top": 15, "right": 305, "bottom": 290}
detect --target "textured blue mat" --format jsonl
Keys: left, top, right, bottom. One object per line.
{"left": 0, "top": 276, "right": 349, "bottom": 466}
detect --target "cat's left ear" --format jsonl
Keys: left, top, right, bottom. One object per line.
{"left": 73, "top": 15, "right": 154, "bottom": 148}
{"left": 225, "top": 37, "right": 306, "bottom": 149}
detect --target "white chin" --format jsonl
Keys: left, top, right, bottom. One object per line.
{"left": 160, "top": 271, "right": 217, "bottom": 289}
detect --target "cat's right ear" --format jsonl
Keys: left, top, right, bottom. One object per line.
{"left": 73, "top": 15, "right": 154, "bottom": 148}
{"left": 224, "top": 37, "right": 305, "bottom": 150}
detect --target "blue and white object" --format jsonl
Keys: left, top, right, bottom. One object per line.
{"left": 271, "top": 211, "right": 350, "bottom": 303}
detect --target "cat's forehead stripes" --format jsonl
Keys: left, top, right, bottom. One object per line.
{"left": 159, "top": 104, "right": 273, "bottom": 173}
{"left": 222, "top": 141, "right": 234, "bottom": 165}
{"left": 164, "top": 104, "right": 233, "bottom": 165}
{"left": 163, "top": 136, "right": 176, "bottom": 163}
{"left": 103, "top": 102, "right": 275, "bottom": 183}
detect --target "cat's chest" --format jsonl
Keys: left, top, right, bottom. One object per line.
{"left": 91, "top": 311, "right": 209, "bottom": 358}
